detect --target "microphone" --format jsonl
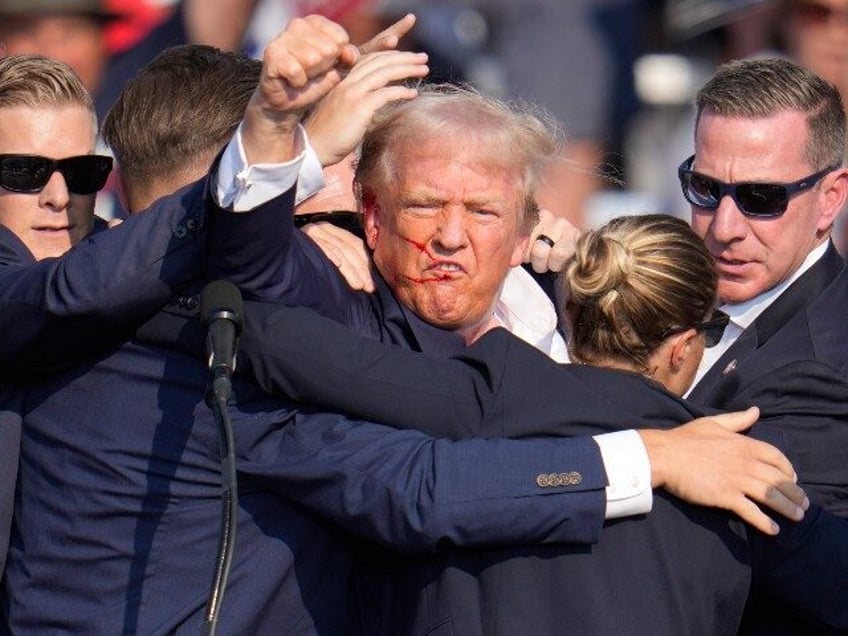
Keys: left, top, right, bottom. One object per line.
{"left": 200, "top": 281, "right": 243, "bottom": 398}
{"left": 199, "top": 280, "right": 243, "bottom": 636}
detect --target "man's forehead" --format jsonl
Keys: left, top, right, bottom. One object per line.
{"left": 0, "top": 105, "right": 96, "bottom": 153}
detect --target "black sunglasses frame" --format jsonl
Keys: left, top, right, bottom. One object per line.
{"left": 677, "top": 155, "right": 839, "bottom": 218}
{"left": 662, "top": 309, "right": 730, "bottom": 348}
{"left": 0, "top": 154, "right": 113, "bottom": 195}
{"left": 293, "top": 210, "right": 364, "bottom": 237}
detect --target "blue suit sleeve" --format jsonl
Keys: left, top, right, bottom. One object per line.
{"left": 202, "top": 178, "right": 361, "bottom": 321}
{"left": 0, "top": 179, "right": 207, "bottom": 377}
{"left": 236, "top": 303, "right": 701, "bottom": 438}
{"left": 239, "top": 409, "right": 608, "bottom": 550}
{"left": 1, "top": 169, "right": 312, "bottom": 378}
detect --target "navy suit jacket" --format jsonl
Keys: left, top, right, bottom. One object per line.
{"left": 688, "top": 243, "right": 848, "bottom": 634}
{"left": 191, "top": 192, "right": 848, "bottom": 634}
{"left": 201, "top": 302, "right": 847, "bottom": 635}
{"left": 0, "top": 177, "right": 216, "bottom": 577}
{"left": 1, "top": 187, "right": 616, "bottom": 634}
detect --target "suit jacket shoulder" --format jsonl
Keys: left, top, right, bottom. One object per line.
{"left": 689, "top": 244, "right": 848, "bottom": 516}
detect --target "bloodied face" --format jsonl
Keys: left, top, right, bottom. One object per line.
{"left": 363, "top": 139, "right": 529, "bottom": 341}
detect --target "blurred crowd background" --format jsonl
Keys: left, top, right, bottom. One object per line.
{"left": 2, "top": 0, "right": 846, "bottom": 246}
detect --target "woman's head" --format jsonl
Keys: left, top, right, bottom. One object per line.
{"left": 561, "top": 214, "right": 722, "bottom": 393}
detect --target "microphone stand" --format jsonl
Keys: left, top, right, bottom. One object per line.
{"left": 202, "top": 368, "right": 238, "bottom": 636}
{"left": 199, "top": 280, "right": 243, "bottom": 636}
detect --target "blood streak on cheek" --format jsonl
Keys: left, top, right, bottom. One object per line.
{"left": 401, "top": 236, "right": 452, "bottom": 284}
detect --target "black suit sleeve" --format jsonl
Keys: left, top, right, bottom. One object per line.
{"left": 236, "top": 303, "right": 701, "bottom": 439}
{"left": 0, "top": 180, "right": 206, "bottom": 379}
{"left": 724, "top": 359, "right": 848, "bottom": 518}
{"left": 750, "top": 504, "right": 848, "bottom": 631}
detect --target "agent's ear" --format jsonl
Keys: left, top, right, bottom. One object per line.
{"left": 817, "top": 168, "right": 848, "bottom": 235}
{"left": 361, "top": 189, "right": 380, "bottom": 250}
{"left": 668, "top": 328, "right": 699, "bottom": 373}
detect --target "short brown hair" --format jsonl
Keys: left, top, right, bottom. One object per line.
{"left": 102, "top": 44, "right": 260, "bottom": 192}
{"left": 695, "top": 57, "right": 847, "bottom": 169}
{"left": 562, "top": 214, "right": 717, "bottom": 372}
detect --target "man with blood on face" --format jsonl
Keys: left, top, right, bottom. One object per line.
{"left": 357, "top": 85, "right": 549, "bottom": 344}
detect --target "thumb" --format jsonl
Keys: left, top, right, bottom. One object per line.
{"left": 338, "top": 43, "right": 360, "bottom": 68}
{"left": 710, "top": 406, "right": 759, "bottom": 433}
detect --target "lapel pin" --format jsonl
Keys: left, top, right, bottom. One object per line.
{"left": 722, "top": 359, "right": 737, "bottom": 375}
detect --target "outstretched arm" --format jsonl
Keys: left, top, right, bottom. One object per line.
{"left": 208, "top": 16, "right": 427, "bottom": 300}
{"left": 1, "top": 181, "right": 210, "bottom": 378}
{"left": 640, "top": 410, "right": 807, "bottom": 536}
{"left": 234, "top": 303, "right": 806, "bottom": 534}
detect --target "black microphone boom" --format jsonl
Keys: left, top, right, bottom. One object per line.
{"left": 200, "top": 280, "right": 244, "bottom": 397}
{"left": 199, "top": 280, "right": 243, "bottom": 636}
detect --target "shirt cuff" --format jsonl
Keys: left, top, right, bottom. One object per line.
{"left": 295, "top": 137, "right": 325, "bottom": 206}
{"left": 594, "top": 429, "right": 653, "bottom": 519}
{"left": 216, "top": 122, "right": 308, "bottom": 211}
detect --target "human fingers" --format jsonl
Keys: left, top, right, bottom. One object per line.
{"left": 305, "top": 51, "right": 427, "bottom": 165}
{"left": 741, "top": 462, "right": 808, "bottom": 516}
{"left": 358, "top": 13, "right": 416, "bottom": 55}
{"left": 243, "top": 16, "right": 352, "bottom": 165}
{"left": 724, "top": 467, "right": 807, "bottom": 536}
{"left": 642, "top": 413, "right": 807, "bottom": 534}
{"left": 343, "top": 50, "right": 429, "bottom": 86}
{"left": 731, "top": 495, "right": 782, "bottom": 536}
{"left": 704, "top": 405, "right": 759, "bottom": 433}
{"left": 640, "top": 409, "right": 790, "bottom": 497}
{"left": 705, "top": 407, "right": 798, "bottom": 485}
{"left": 527, "top": 232, "right": 578, "bottom": 273}
{"left": 526, "top": 209, "right": 579, "bottom": 272}
{"left": 262, "top": 15, "right": 350, "bottom": 89}
{"left": 300, "top": 222, "right": 375, "bottom": 292}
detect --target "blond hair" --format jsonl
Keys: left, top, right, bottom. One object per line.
{"left": 355, "top": 82, "right": 563, "bottom": 235}
{"left": 0, "top": 54, "right": 94, "bottom": 127}
{"left": 562, "top": 214, "right": 717, "bottom": 372}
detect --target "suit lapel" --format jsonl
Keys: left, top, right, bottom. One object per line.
{"left": 689, "top": 243, "right": 845, "bottom": 407}
{"left": 751, "top": 243, "right": 844, "bottom": 347}
{"left": 688, "top": 327, "right": 758, "bottom": 407}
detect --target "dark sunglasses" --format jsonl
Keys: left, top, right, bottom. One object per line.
{"left": 678, "top": 155, "right": 839, "bottom": 217}
{"left": 662, "top": 309, "right": 730, "bottom": 348}
{"left": 0, "top": 154, "right": 113, "bottom": 195}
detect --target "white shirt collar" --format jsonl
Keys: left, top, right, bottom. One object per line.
{"left": 721, "top": 241, "right": 829, "bottom": 331}
{"left": 688, "top": 241, "right": 829, "bottom": 393}
{"left": 495, "top": 266, "right": 569, "bottom": 362}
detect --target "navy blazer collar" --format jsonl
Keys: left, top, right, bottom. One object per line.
{"left": 374, "top": 274, "right": 466, "bottom": 357}
{"left": 690, "top": 242, "right": 845, "bottom": 403}
{"left": 750, "top": 242, "right": 845, "bottom": 347}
